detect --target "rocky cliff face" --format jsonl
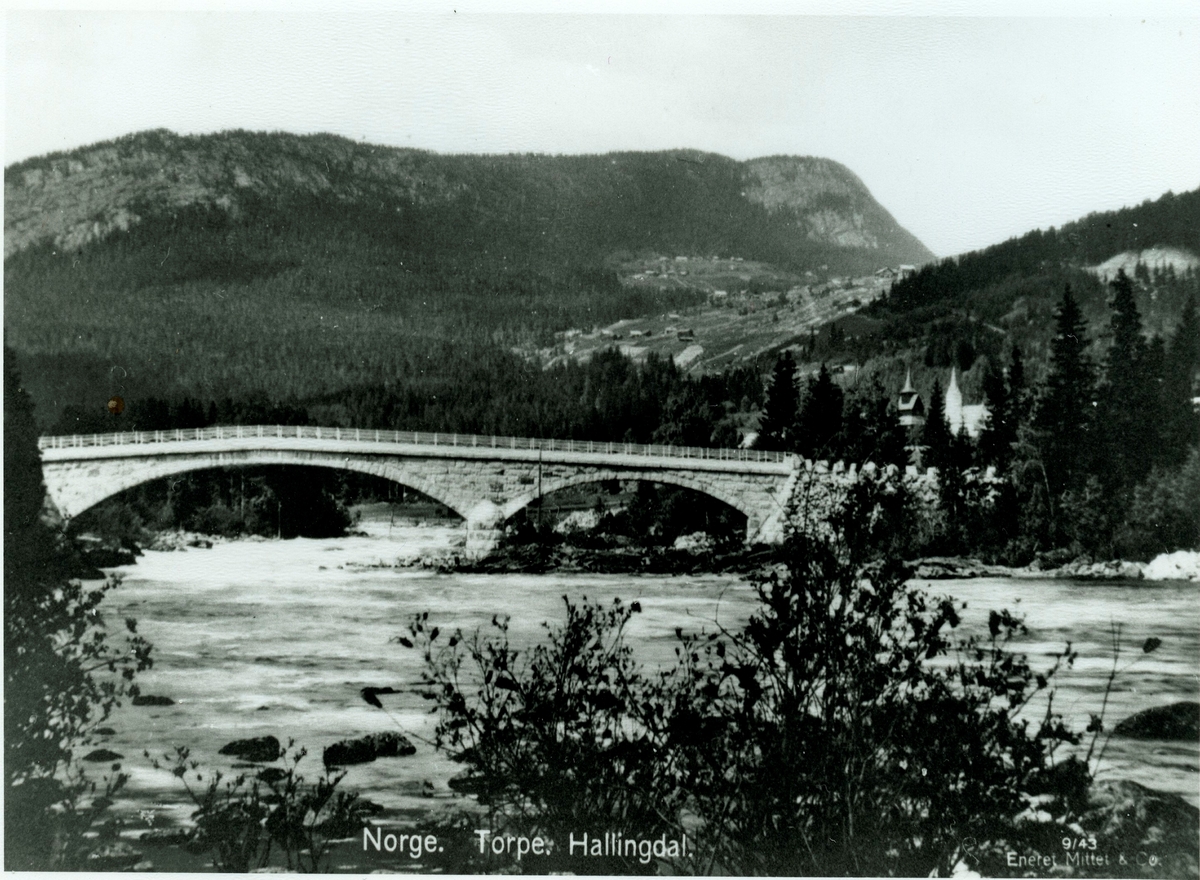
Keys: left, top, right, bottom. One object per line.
{"left": 5, "top": 129, "right": 933, "bottom": 269}
{"left": 744, "top": 155, "right": 924, "bottom": 253}
{"left": 4, "top": 130, "right": 465, "bottom": 257}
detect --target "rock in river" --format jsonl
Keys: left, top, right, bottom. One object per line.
{"left": 132, "top": 694, "right": 174, "bottom": 706}
{"left": 83, "top": 748, "right": 124, "bottom": 762}
{"left": 86, "top": 842, "right": 144, "bottom": 870}
{"left": 1113, "top": 701, "right": 1200, "bottom": 740}
{"left": 323, "top": 732, "right": 415, "bottom": 768}
{"left": 218, "top": 735, "right": 281, "bottom": 763}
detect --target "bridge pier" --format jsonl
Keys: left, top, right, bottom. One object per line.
{"left": 464, "top": 500, "right": 505, "bottom": 559}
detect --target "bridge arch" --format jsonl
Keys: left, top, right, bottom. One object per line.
{"left": 45, "top": 451, "right": 472, "bottom": 521}
{"left": 500, "top": 469, "right": 753, "bottom": 527}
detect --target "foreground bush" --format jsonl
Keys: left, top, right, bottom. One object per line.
{"left": 404, "top": 603, "right": 682, "bottom": 874}
{"left": 149, "top": 740, "right": 368, "bottom": 872}
{"left": 405, "top": 479, "right": 1086, "bottom": 875}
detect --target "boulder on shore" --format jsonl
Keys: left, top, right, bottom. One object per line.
{"left": 323, "top": 732, "right": 415, "bottom": 768}
{"left": 1113, "top": 702, "right": 1200, "bottom": 740}
{"left": 1144, "top": 550, "right": 1200, "bottom": 582}
{"left": 1078, "top": 780, "right": 1199, "bottom": 879}
{"left": 909, "top": 557, "right": 1001, "bottom": 579}
{"left": 218, "top": 735, "right": 281, "bottom": 763}
{"left": 1056, "top": 558, "right": 1145, "bottom": 580}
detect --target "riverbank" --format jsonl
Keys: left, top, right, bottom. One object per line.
{"left": 85, "top": 524, "right": 1200, "bottom": 583}
{"left": 390, "top": 541, "right": 1200, "bottom": 582}
{"left": 909, "top": 550, "right": 1200, "bottom": 582}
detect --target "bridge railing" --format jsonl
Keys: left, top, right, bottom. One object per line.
{"left": 38, "top": 425, "right": 788, "bottom": 463}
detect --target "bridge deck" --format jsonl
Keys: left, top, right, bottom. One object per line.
{"left": 38, "top": 425, "right": 786, "bottom": 464}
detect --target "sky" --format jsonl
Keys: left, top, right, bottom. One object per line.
{"left": 4, "top": 2, "right": 1199, "bottom": 258}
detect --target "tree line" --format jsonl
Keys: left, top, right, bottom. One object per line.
{"left": 54, "top": 348, "right": 767, "bottom": 540}
{"left": 54, "top": 347, "right": 763, "bottom": 446}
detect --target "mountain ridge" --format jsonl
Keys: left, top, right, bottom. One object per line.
{"left": 4, "top": 129, "right": 934, "bottom": 270}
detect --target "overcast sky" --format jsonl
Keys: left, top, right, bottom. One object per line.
{"left": 5, "top": 3, "right": 1199, "bottom": 257}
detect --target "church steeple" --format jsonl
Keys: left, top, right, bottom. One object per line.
{"left": 945, "top": 367, "right": 964, "bottom": 433}
{"left": 897, "top": 367, "right": 925, "bottom": 428}
{"left": 943, "top": 366, "right": 991, "bottom": 437}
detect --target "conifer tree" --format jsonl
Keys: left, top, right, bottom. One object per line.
{"left": 1160, "top": 294, "right": 1200, "bottom": 463}
{"left": 921, "top": 377, "right": 952, "bottom": 471}
{"left": 839, "top": 377, "right": 907, "bottom": 468}
{"left": 796, "top": 364, "right": 845, "bottom": 460}
{"left": 755, "top": 351, "right": 799, "bottom": 452}
{"left": 1033, "top": 286, "right": 1095, "bottom": 496}
{"left": 1097, "top": 269, "right": 1157, "bottom": 490}
{"left": 1008, "top": 344, "right": 1029, "bottom": 426}
{"left": 977, "top": 359, "right": 1013, "bottom": 470}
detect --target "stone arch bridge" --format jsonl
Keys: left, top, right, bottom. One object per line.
{"left": 38, "top": 426, "right": 800, "bottom": 557}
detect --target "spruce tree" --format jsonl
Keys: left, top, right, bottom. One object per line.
{"left": 1033, "top": 286, "right": 1096, "bottom": 496}
{"left": 755, "top": 351, "right": 799, "bottom": 451}
{"left": 796, "top": 364, "right": 845, "bottom": 461}
{"left": 1008, "top": 344, "right": 1029, "bottom": 426}
{"left": 839, "top": 377, "right": 907, "bottom": 468}
{"left": 1160, "top": 295, "right": 1200, "bottom": 463}
{"left": 1097, "top": 269, "right": 1157, "bottom": 490}
{"left": 921, "top": 377, "right": 952, "bottom": 471}
{"left": 977, "top": 358, "right": 1013, "bottom": 470}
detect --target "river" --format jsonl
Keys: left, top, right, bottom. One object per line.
{"left": 93, "top": 521, "right": 1199, "bottom": 856}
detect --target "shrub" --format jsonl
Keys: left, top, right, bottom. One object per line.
{"left": 669, "top": 534, "right": 1077, "bottom": 876}
{"left": 405, "top": 475, "right": 1083, "bottom": 876}
{"left": 148, "top": 741, "right": 368, "bottom": 872}
{"left": 404, "top": 603, "right": 684, "bottom": 874}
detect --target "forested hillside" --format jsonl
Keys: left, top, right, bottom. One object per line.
{"left": 4, "top": 129, "right": 932, "bottom": 428}
{"left": 862, "top": 188, "right": 1200, "bottom": 379}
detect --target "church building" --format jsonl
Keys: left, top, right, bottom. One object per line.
{"left": 896, "top": 367, "right": 989, "bottom": 437}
